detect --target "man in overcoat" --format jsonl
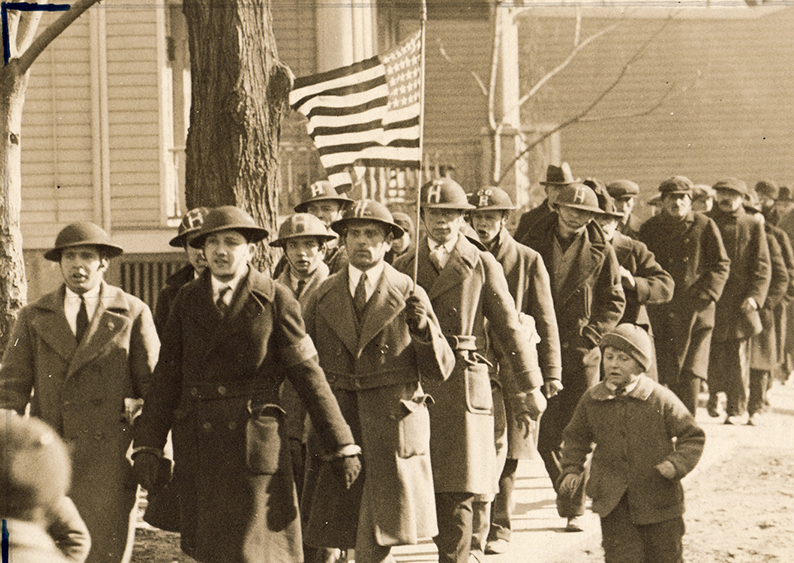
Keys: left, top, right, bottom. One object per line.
{"left": 468, "top": 187, "right": 562, "bottom": 555}
{"left": 606, "top": 179, "right": 643, "bottom": 239}
{"left": 132, "top": 206, "right": 360, "bottom": 563}
{"left": 393, "top": 178, "right": 546, "bottom": 563}
{"left": 513, "top": 162, "right": 580, "bottom": 244}
{"left": 301, "top": 200, "right": 454, "bottom": 563}
{"left": 0, "top": 222, "right": 160, "bottom": 563}
{"left": 639, "top": 176, "right": 730, "bottom": 415}
{"left": 706, "top": 178, "right": 771, "bottom": 424}
{"left": 521, "top": 182, "right": 626, "bottom": 531}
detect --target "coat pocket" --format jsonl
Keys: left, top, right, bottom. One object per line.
{"left": 464, "top": 361, "right": 493, "bottom": 414}
{"left": 245, "top": 402, "right": 286, "bottom": 475}
{"left": 398, "top": 394, "right": 433, "bottom": 459}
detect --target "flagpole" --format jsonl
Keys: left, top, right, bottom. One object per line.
{"left": 412, "top": 0, "right": 427, "bottom": 289}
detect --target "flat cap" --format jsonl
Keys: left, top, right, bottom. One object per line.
{"left": 607, "top": 180, "right": 640, "bottom": 200}
{"left": 658, "top": 176, "right": 693, "bottom": 196}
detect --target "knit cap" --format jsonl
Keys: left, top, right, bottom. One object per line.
{"left": 600, "top": 324, "right": 653, "bottom": 372}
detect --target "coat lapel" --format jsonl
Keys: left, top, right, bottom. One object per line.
{"left": 67, "top": 282, "right": 132, "bottom": 379}
{"left": 318, "top": 270, "right": 360, "bottom": 357}
{"left": 557, "top": 229, "right": 605, "bottom": 307}
{"left": 30, "top": 288, "right": 78, "bottom": 361}
{"left": 357, "top": 267, "right": 404, "bottom": 356}
{"left": 427, "top": 235, "right": 472, "bottom": 301}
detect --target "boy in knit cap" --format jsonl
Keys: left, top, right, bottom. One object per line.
{"left": 558, "top": 324, "right": 705, "bottom": 563}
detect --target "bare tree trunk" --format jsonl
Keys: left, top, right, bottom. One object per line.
{"left": 0, "top": 62, "right": 29, "bottom": 348}
{"left": 183, "top": 0, "right": 292, "bottom": 273}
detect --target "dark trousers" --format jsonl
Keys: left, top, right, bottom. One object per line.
{"left": 708, "top": 338, "right": 749, "bottom": 416}
{"left": 672, "top": 370, "right": 702, "bottom": 415}
{"left": 434, "top": 492, "right": 475, "bottom": 563}
{"left": 487, "top": 458, "right": 518, "bottom": 542}
{"left": 748, "top": 368, "right": 770, "bottom": 416}
{"left": 601, "top": 494, "right": 685, "bottom": 563}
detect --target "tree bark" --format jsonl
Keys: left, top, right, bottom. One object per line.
{"left": 0, "top": 61, "right": 29, "bottom": 348}
{"left": 183, "top": 0, "right": 292, "bottom": 272}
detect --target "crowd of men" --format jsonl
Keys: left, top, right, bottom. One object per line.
{"left": 1, "top": 163, "right": 791, "bottom": 563}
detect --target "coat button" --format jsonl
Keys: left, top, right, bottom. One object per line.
{"left": 202, "top": 422, "right": 212, "bottom": 431}
{"left": 217, "top": 386, "right": 227, "bottom": 396}
{"left": 228, "top": 421, "right": 237, "bottom": 430}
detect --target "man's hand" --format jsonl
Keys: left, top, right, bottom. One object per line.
{"left": 333, "top": 455, "right": 362, "bottom": 490}
{"left": 740, "top": 297, "right": 759, "bottom": 313}
{"left": 405, "top": 294, "right": 429, "bottom": 335}
{"left": 620, "top": 266, "right": 636, "bottom": 289}
{"left": 132, "top": 451, "right": 161, "bottom": 491}
{"left": 559, "top": 473, "right": 582, "bottom": 495}
{"left": 544, "top": 380, "right": 563, "bottom": 399}
{"left": 655, "top": 460, "right": 677, "bottom": 479}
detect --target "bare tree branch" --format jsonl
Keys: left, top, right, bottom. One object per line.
{"left": 16, "top": 5, "right": 46, "bottom": 56}
{"left": 17, "top": 0, "right": 102, "bottom": 74}
{"left": 437, "top": 38, "right": 488, "bottom": 98}
{"left": 574, "top": 8, "right": 581, "bottom": 47}
{"left": 6, "top": 9, "right": 21, "bottom": 61}
{"left": 487, "top": 11, "right": 501, "bottom": 133}
{"left": 498, "top": 17, "right": 679, "bottom": 185}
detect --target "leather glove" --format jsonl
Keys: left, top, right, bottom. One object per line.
{"left": 333, "top": 455, "right": 362, "bottom": 490}
{"left": 404, "top": 294, "right": 429, "bottom": 336}
{"left": 132, "top": 451, "right": 161, "bottom": 491}
{"left": 559, "top": 473, "right": 582, "bottom": 495}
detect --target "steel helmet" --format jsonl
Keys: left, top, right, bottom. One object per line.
{"left": 169, "top": 207, "right": 210, "bottom": 248}
{"left": 188, "top": 206, "right": 269, "bottom": 248}
{"left": 331, "top": 199, "right": 405, "bottom": 238}
{"left": 269, "top": 214, "right": 338, "bottom": 248}
{"left": 468, "top": 187, "right": 516, "bottom": 211}
{"left": 44, "top": 222, "right": 124, "bottom": 262}
{"left": 294, "top": 180, "right": 352, "bottom": 213}
{"left": 553, "top": 183, "right": 602, "bottom": 214}
{"left": 420, "top": 178, "right": 475, "bottom": 210}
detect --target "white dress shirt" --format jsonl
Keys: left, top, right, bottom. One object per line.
{"left": 64, "top": 284, "right": 101, "bottom": 336}
{"left": 348, "top": 262, "right": 385, "bottom": 303}
{"left": 427, "top": 237, "right": 456, "bottom": 270}
{"left": 211, "top": 267, "right": 247, "bottom": 307}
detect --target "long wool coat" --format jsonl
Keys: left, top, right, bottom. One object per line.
{"left": 490, "top": 228, "right": 561, "bottom": 459}
{"left": 0, "top": 282, "right": 160, "bottom": 563}
{"left": 301, "top": 264, "right": 455, "bottom": 548}
{"left": 560, "top": 376, "right": 705, "bottom": 525}
{"left": 640, "top": 210, "right": 730, "bottom": 382}
{"left": 750, "top": 227, "right": 789, "bottom": 370}
{"left": 394, "top": 234, "right": 543, "bottom": 494}
{"left": 134, "top": 267, "right": 355, "bottom": 563}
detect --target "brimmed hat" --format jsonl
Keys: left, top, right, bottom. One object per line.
{"left": 779, "top": 187, "right": 794, "bottom": 202}
{"left": 169, "top": 207, "right": 210, "bottom": 248}
{"left": 269, "top": 214, "right": 337, "bottom": 248}
{"left": 294, "top": 180, "right": 352, "bottom": 213}
{"left": 600, "top": 323, "right": 654, "bottom": 372}
{"left": 1, "top": 412, "right": 71, "bottom": 517}
{"left": 390, "top": 211, "right": 414, "bottom": 234}
{"left": 421, "top": 178, "right": 475, "bottom": 210}
{"left": 45, "top": 222, "right": 124, "bottom": 262}
{"left": 607, "top": 180, "right": 640, "bottom": 200}
{"left": 189, "top": 206, "right": 269, "bottom": 248}
{"left": 468, "top": 187, "right": 516, "bottom": 211}
{"left": 331, "top": 199, "right": 405, "bottom": 238}
{"left": 744, "top": 192, "right": 763, "bottom": 214}
{"left": 692, "top": 184, "right": 716, "bottom": 201}
{"left": 595, "top": 188, "right": 624, "bottom": 219}
{"left": 658, "top": 176, "right": 693, "bottom": 196}
{"left": 554, "top": 183, "right": 601, "bottom": 214}
{"left": 755, "top": 180, "right": 779, "bottom": 200}
{"left": 540, "top": 162, "right": 580, "bottom": 186}
{"left": 713, "top": 177, "right": 748, "bottom": 196}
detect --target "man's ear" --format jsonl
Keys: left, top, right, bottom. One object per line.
{"left": 386, "top": 231, "right": 395, "bottom": 245}
{"left": 98, "top": 257, "right": 110, "bottom": 273}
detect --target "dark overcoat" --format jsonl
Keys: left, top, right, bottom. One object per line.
{"left": 750, "top": 227, "right": 789, "bottom": 370}
{"left": 302, "top": 265, "right": 454, "bottom": 548}
{"left": 393, "top": 234, "right": 544, "bottom": 494}
{"left": 513, "top": 199, "right": 554, "bottom": 245}
{"left": 708, "top": 206, "right": 771, "bottom": 341}
{"left": 560, "top": 376, "right": 705, "bottom": 525}
{"left": 490, "top": 227, "right": 562, "bottom": 458}
{"left": 639, "top": 210, "right": 730, "bottom": 382}
{"left": 767, "top": 224, "right": 794, "bottom": 367}
{"left": 0, "top": 282, "right": 159, "bottom": 563}
{"left": 153, "top": 264, "right": 194, "bottom": 336}
{"left": 134, "top": 267, "right": 355, "bottom": 563}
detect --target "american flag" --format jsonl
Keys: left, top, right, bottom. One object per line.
{"left": 289, "top": 31, "right": 422, "bottom": 192}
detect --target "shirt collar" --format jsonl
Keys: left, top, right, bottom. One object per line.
{"left": 211, "top": 266, "right": 247, "bottom": 297}
{"left": 348, "top": 261, "right": 385, "bottom": 295}
{"left": 427, "top": 236, "right": 456, "bottom": 255}
{"left": 65, "top": 283, "right": 102, "bottom": 302}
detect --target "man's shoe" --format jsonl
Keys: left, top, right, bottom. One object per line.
{"left": 566, "top": 516, "right": 584, "bottom": 532}
{"left": 484, "top": 539, "right": 510, "bottom": 555}
{"left": 707, "top": 405, "right": 720, "bottom": 418}
{"left": 469, "top": 549, "right": 485, "bottom": 563}
{"left": 748, "top": 413, "right": 761, "bottom": 426}
{"left": 724, "top": 415, "right": 740, "bottom": 425}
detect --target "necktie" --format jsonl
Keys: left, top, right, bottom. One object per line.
{"left": 216, "top": 286, "right": 231, "bottom": 317}
{"left": 430, "top": 245, "right": 448, "bottom": 271}
{"left": 296, "top": 279, "right": 307, "bottom": 298}
{"left": 75, "top": 295, "right": 89, "bottom": 342}
{"left": 353, "top": 272, "right": 368, "bottom": 323}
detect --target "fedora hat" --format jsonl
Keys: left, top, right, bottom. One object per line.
{"left": 540, "top": 162, "right": 580, "bottom": 186}
{"left": 189, "top": 206, "right": 268, "bottom": 248}
{"left": 45, "top": 222, "right": 124, "bottom": 262}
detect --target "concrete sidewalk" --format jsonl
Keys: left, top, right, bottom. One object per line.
{"left": 390, "top": 383, "right": 794, "bottom": 563}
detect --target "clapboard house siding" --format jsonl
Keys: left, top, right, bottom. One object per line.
{"left": 520, "top": 8, "right": 794, "bottom": 210}
{"left": 272, "top": 0, "right": 317, "bottom": 77}
{"left": 106, "top": 4, "right": 162, "bottom": 227}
